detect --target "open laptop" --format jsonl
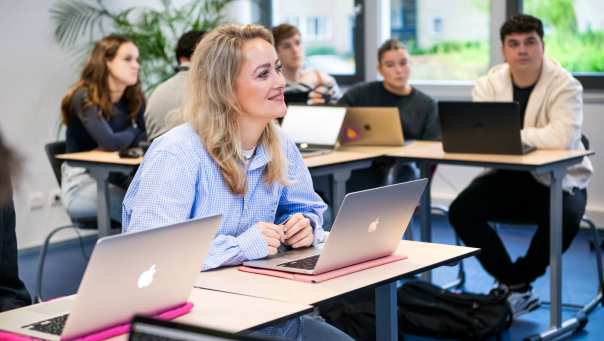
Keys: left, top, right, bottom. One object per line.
{"left": 0, "top": 216, "right": 222, "bottom": 340}
{"left": 129, "top": 315, "right": 269, "bottom": 341}
{"left": 438, "top": 101, "right": 536, "bottom": 155}
{"left": 280, "top": 105, "right": 347, "bottom": 157}
{"left": 340, "top": 107, "right": 405, "bottom": 146}
{"left": 244, "top": 179, "right": 427, "bottom": 275}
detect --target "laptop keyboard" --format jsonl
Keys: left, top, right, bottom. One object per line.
{"left": 24, "top": 314, "right": 69, "bottom": 335}
{"left": 278, "top": 255, "right": 320, "bottom": 270}
{"left": 130, "top": 333, "right": 180, "bottom": 341}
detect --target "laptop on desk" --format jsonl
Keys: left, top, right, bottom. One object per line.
{"left": 438, "top": 101, "right": 536, "bottom": 155}
{"left": 129, "top": 315, "right": 268, "bottom": 341}
{"left": 0, "top": 216, "right": 222, "bottom": 340}
{"left": 340, "top": 107, "right": 405, "bottom": 146}
{"left": 244, "top": 179, "right": 427, "bottom": 275}
{"left": 280, "top": 105, "right": 347, "bottom": 157}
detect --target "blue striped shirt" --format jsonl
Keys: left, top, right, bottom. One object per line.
{"left": 122, "top": 123, "right": 327, "bottom": 270}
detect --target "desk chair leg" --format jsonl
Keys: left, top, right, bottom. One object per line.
{"left": 35, "top": 225, "right": 90, "bottom": 303}
{"left": 582, "top": 216, "right": 604, "bottom": 309}
{"left": 431, "top": 204, "right": 466, "bottom": 290}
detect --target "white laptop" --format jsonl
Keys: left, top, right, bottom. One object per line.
{"left": 0, "top": 215, "right": 222, "bottom": 340}
{"left": 280, "top": 105, "right": 347, "bottom": 157}
{"left": 243, "top": 179, "right": 427, "bottom": 275}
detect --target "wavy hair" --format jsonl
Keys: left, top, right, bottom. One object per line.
{"left": 184, "top": 24, "right": 287, "bottom": 195}
{"left": 60, "top": 34, "right": 144, "bottom": 125}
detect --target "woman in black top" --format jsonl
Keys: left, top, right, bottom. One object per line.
{"left": 60, "top": 35, "right": 146, "bottom": 222}
{"left": 0, "top": 132, "right": 31, "bottom": 312}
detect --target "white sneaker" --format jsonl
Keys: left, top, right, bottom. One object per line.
{"left": 491, "top": 283, "right": 541, "bottom": 318}
{"left": 507, "top": 287, "right": 541, "bottom": 318}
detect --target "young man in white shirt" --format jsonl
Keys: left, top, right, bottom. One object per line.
{"left": 448, "top": 14, "right": 593, "bottom": 318}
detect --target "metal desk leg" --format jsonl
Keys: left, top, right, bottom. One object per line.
{"left": 331, "top": 169, "right": 352, "bottom": 215}
{"left": 419, "top": 162, "right": 432, "bottom": 282}
{"left": 533, "top": 167, "right": 587, "bottom": 340}
{"left": 376, "top": 282, "right": 398, "bottom": 341}
{"left": 549, "top": 168, "right": 564, "bottom": 329}
{"left": 88, "top": 168, "right": 112, "bottom": 238}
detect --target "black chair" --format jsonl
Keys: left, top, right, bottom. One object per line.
{"left": 36, "top": 141, "right": 98, "bottom": 302}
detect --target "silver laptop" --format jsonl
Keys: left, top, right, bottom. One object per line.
{"left": 0, "top": 216, "right": 222, "bottom": 340}
{"left": 340, "top": 107, "right": 405, "bottom": 146}
{"left": 280, "top": 105, "right": 347, "bottom": 157}
{"left": 243, "top": 179, "right": 427, "bottom": 275}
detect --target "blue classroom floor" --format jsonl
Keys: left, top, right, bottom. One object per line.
{"left": 17, "top": 215, "right": 604, "bottom": 340}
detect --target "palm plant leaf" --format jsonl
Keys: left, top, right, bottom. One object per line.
{"left": 50, "top": 0, "right": 110, "bottom": 48}
{"left": 51, "top": 0, "right": 233, "bottom": 92}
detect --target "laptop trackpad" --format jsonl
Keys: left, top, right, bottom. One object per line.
{"left": 26, "top": 296, "right": 75, "bottom": 315}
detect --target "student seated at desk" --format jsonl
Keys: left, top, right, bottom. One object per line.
{"left": 338, "top": 38, "right": 439, "bottom": 191}
{"left": 448, "top": 14, "right": 593, "bottom": 318}
{"left": 0, "top": 132, "right": 31, "bottom": 312}
{"left": 145, "top": 30, "right": 206, "bottom": 141}
{"left": 122, "top": 24, "right": 352, "bottom": 341}
{"left": 60, "top": 35, "right": 147, "bottom": 223}
{"left": 272, "top": 23, "right": 341, "bottom": 105}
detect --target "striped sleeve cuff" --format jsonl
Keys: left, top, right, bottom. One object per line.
{"left": 236, "top": 224, "right": 268, "bottom": 260}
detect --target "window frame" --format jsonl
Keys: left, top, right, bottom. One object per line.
{"left": 266, "top": 0, "right": 365, "bottom": 86}
{"left": 511, "top": 0, "right": 604, "bottom": 90}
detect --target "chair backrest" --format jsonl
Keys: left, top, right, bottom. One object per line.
{"left": 45, "top": 141, "right": 66, "bottom": 186}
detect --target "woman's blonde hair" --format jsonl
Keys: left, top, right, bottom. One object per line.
{"left": 184, "top": 24, "right": 287, "bottom": 195}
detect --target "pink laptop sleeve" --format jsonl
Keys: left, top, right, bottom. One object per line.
{"left": 0, "top": 302, "right": 193, "bottom": 341}
{"left": 239, "top": 254, "right": 407, "bottom": 283}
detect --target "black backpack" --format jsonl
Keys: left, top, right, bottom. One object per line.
{"left": 321, "top": 280, "right": 512, "bottom": 341}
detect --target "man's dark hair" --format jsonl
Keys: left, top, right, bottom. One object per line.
{"left": 377, "top": 38, "right": 407, "bottom": 64}
{"left": 500, "top": 14, "right": 544, "bottom": 42}
{"left": 175, "top": 30, "right": 206, "bottom": 64}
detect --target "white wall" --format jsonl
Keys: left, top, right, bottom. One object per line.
{"left": 1, "top": 1, "right": 81, "bottom": 249}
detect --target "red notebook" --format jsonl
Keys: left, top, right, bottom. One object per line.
{"left": 0, "top": 302, "right": 193, "bottom": 341}
{"left": 239, "top": 253, "right": 407, "bottom": 283}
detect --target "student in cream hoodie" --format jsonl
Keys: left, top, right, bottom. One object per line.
{"left": 448, "top": 14, "right": 593, "bottom": 318}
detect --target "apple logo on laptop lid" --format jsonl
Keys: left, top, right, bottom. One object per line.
{"left": 138, "top": 264, "right": 156, "bottom": 288}
{"left": 368, "top": 217, "right": 380, "bottom": 233}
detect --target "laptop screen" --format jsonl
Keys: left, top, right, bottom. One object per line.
{"left": 281, "top": 106, "right": 347, "bottom": 146}
{"left": 129, "top": 316, "right": 268, "bottom": 341}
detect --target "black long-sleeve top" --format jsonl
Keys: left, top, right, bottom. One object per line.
{"left": 65, "top": 89, "right": 146, "bottom": 153}
{"left": 0, "top": 192, "right": 31, "bottom": 312}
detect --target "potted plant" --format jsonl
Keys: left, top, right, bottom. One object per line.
{"left": 51, "top": 0, "right": 232, "bottom": 92}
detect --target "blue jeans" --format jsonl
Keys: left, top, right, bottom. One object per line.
{"left": 61, "top": 163, "right": 124, "bottom": 222}
{"left": 247, "top": 313, "right": 353, "bottom": 341}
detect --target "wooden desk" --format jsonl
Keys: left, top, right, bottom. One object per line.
{"left": 56, "top": 149, "right": 380, "bottom": 237}
{"left": 57, "top": 151, "right": 142, "bottom": 237}
{"left": 195, "top": 240, "right": 479, "bottom": 341}
{"left": 103, "top": 288, "right": 312, "bottom": 340}
{"left": 0, "top": 288, "right": 311, "bottom": 340}
{"left": 384, "top": 141, "right": 594, "bottom": 339}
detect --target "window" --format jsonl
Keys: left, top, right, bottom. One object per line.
{"left": 521, "top": 0, "right": 604, "bottom": 89}
{"left": 390, "top": 0, "right": 491, "bottom": 81}
{"left": 271, "top": 0, "right": 364, "bottom": 84}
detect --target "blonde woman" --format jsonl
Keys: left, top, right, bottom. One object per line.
{"left": 122, "top": 24, "right": 352, "bottom": 340}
